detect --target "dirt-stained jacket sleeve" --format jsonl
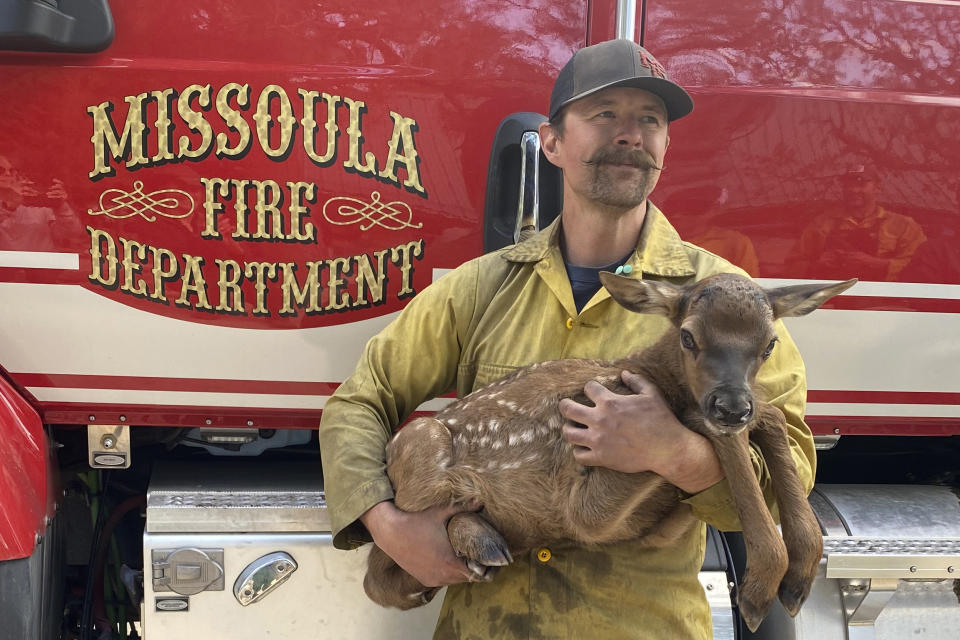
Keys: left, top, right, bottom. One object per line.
{"left": 318, "top": 260, "right": 481, "bottom": 549}
{"left": 679, "top": 319, "right": 816, "bottom": 530}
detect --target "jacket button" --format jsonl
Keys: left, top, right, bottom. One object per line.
{"left": 537, "top": 548, "right": 551, "bottom": 562}
{"left": 565, "top": 318, "right": 574, "bottom": 330}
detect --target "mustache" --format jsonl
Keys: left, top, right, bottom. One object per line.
{"left": 582, "top": 148, "right": 663, "bottom": 171}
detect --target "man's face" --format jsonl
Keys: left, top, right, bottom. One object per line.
{"left": 541, "top": 86, "right": 670, "bottom": 211}
{"left": 841, "top": 176, "right": 878, "bottom": 217}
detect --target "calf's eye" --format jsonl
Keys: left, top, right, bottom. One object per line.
{"left": 680, "top": 329, "right": 697, "bottom": 350}
{"left": 762, "top": 338, "right": 778, "bottom": 360}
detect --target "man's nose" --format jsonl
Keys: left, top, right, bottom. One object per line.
{"left": 614, "top": 120, "right": 645, "bottom": 146}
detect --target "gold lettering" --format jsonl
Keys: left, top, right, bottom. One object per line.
{"left": 176, "top": 84, "right": 213, "bottom": 159}
{"left": 253, "top": 84, "right": 296, "bottom": 159}
{"left": 252, "top": 179, "right": 283, "bottom": 239}
{"left": 215, "top": 83, "right": 252, "bottom": 158}
{"left": 379, "top": 112, "right": 424, "bottom": 194}
{"left": 119, "top": 236, "right": 148, "bottom": 296}
{"left": 299, "top": 89, "right": 340, "bottom": 165}
{"left": 151, "top": 88, "right": 176, "bottom": 163}
{"left": 391, "top": 239, "right": 424, "bottom": 297}
{"left": 287, "top": 181, "right": 317, "bottom": 242}
{"left": 355, "top": 249, "right": 390, "bottom": 305}
{"left": 149, "top": 246, "right": 178, "bottom": 302}
{"left": 175, "top": 254, "right": 213, "bottom": 310}
{"left": 201, "top": 177, "right": 230, "bottom": 239}
{"left": 215, "top": 258, "right": 245, "bottom": 312}
{"left": 343, "top": 97, "right": 377, "bottom": 175}
{"left": 244, "top": 261, "right": 276, "bottom": 315}
{"left": 86, "top": 226, "right": 118, "bottom": 286}
{"left": 230, "top": 179, "right": 252, "bottom": 239}
{"left": 278, "top": 261, "right": 324, "bottom": 314}
{"left": 325, "top": 256, "right": 352, "bottom": 310}
{"left": 87, "top": 94, "right": 149, "bottom": 179}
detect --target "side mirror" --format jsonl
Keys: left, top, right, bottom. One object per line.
{"left": 0, "top": 0, "right": 114, "bottom": 53}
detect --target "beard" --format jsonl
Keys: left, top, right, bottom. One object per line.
{"left": 583, "top": 147, "right": 661, "bottom": 209}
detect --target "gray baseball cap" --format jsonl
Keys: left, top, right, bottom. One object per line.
{"left": 550, "top": 39, "right": 694, "bottom": 121}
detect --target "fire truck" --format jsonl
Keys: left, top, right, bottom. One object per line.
{"left": 1, "top": 0, "right": 958, "bottom": 638}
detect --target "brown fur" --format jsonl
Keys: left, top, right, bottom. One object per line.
{"left": 363, "top": 272, "right": 855, "bottom": 631}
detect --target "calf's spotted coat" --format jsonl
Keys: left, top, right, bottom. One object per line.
{"left": 364, "top": 271, "right": 855, "bottom": 631}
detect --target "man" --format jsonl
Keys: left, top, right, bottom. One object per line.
{"left": 319, "top": 39, "right": 814, "bottom": 639}
{"left": 793, "top": 164, "right": 925, "bottom": 281}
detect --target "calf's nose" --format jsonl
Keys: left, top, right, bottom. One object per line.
{"left": 707, "top": 389, "right": 754, "bottom": 428}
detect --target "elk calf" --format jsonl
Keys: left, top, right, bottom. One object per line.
{"left": 364, "top": 272, "right": 855, "bottom": 631}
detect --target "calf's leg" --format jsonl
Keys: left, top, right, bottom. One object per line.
{"left": 710, "top": 430, "right": 788, "bottom": 632}
{"left": 364, "top": 544, "right": 440, "bottom": 610}
{"left": 750, "top": 404, "right": 823, "bottom": 616}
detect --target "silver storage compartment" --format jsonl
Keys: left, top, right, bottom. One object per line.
{"left": 142, "top": 461, "right": 443, "bottom": 639}
{"left": 751, "top": 484, "right": 960, "bottom": 640}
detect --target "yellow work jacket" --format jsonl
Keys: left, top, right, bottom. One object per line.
{"left": 318, "top": 204, "right": 815, "bottom": 640}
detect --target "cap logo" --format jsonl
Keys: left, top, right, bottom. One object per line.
{"left": 638, "top": 50, "right": 667, "bottom": 79}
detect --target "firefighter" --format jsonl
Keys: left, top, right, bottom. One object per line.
{"left": 319, "top": 39, "right": 815, "bottom": 639}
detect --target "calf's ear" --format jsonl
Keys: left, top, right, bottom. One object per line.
{"left": 766, "top": 279, "right": 858, "bottom": 318}
{"left": 599, "top": 272, "right": 684, "bottom": 319}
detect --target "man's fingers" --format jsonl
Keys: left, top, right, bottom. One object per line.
{"left": 621, "top": 370, "right": 648, "bottom": 394}
{"left": 562, "top": 421, "right": 592, "bottom": 448}
{"left": 570, "top": 444, "right": 598, "bottom": 467}
{"left": 582, "top": 379, "right": 611, "bottom": 402}
{"left": 558, "top": 397, "right": 592, "bottom": 423}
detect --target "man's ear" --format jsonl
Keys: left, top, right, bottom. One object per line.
{"left": 539, "top": 120, "right": 560, "bottom": 165}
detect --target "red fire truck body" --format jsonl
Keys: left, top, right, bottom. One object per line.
{"left": 1, "top": 0, "right": 958, "bottom": 638}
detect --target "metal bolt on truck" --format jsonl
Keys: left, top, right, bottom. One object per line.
{"left": 0, "top": 0, "right": 958, "bottom": 638}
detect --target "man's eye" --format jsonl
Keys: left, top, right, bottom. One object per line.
{"left": 595, "top": 111, "right": 615, "bottom": 118}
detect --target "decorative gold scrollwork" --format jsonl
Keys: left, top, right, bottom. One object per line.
{"left": 88, "top": 180, "right": 195, "bottom": 222}
{"left": 322, "top": 191, "right": 422, "bottom": 231}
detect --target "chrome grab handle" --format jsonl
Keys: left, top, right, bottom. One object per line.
{"left": 514, "top": 131, "right": 541, "bottom": 244}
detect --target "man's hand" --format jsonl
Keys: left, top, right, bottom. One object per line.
{"left": 361, "top": 501, "right": 475, "bottom": 588}
{"left": 559, "top": 370, "right": 724, "bottom": 494}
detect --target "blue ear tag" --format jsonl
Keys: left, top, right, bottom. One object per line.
{"left": 621, "top": 264, "right": 633, "bottom": 274}
{"left": 614, "top": 265, "right": 624, "bottom": 275}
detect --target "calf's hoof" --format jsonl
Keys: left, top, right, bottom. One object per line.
{"left": 447, "top": 512, "right": 512, "bottom": 582}
{"left": 363, "top": 571, "right": 440, "bottom": 610}
{"left": 778, "top": 570, "right": 816, "bottom": 617}
{"left": 737, "top": 571, "right": 777, "bottom": 633}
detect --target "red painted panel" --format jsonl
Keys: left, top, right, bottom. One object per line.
{"left": 0, "top": 0, "right": 588, "bottom": 330}
{"left": 808, "top": 416, "right": 960, "bottom": 437}
{"left": 643, "top": 0, "right": 960, "bottom": 284}
{"left": 0, "top": 375, "right": 47, "bottom": 561}
{"left": 808, "top": 390, "right": 960, "bottom": 405}
{"left": 41, "top": 404, "right": 322, "bottom": 430}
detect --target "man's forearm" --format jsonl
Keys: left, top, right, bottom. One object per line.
{"left": 658, "top": 428, "right": 725, "bottom": 494}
